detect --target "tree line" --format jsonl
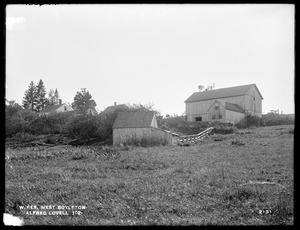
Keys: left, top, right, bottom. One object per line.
{"left": 22, "top": 79, "right": 97, "bottom": 113}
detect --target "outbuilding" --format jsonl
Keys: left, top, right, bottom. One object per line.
{"left": 184, "top": 84, "right": 263, "bottom": 124}
{"left": 113, "top": 111, "right": 178, "bottom": 145}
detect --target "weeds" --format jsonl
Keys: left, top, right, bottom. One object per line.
{"left": 123, "top": 135, "right": 169, "bottom": 147}
{"left": 5, "top": 125, "right": 293, "bottom": 225}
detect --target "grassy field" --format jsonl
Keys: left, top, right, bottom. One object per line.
{"left": 5, "top": 125, "right": 294, "bottom": 225}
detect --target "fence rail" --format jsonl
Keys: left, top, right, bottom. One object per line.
{"left": 164, "top": 127, "right": 214, "bottom": 143}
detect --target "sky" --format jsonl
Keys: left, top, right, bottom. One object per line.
{"left": 6, "top": 4, "right": 295, "bottom": 115}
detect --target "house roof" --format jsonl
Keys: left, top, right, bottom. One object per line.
{"left": 102, "top": 104, "right": 128, "bottom": 114}
{"left": 113, "top": 111, "right": 156, "bottom": 129}
{"left": 41, "top": 104, "right": 65, "bottom": 113}
{"left": 184, "top": 84, "right": 263, "bottom": 103}
{"left": 225, "top": 102, "right": 246, "bottom": 114}
{"left": 85, "top": 107, "right": 98, "bottom": 114}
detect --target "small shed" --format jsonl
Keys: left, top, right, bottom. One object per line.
{"left": 113, "top": 111, "right": 178, "bottom": 145}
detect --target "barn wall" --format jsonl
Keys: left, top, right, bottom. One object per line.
{"left": 225, "top": 110, "right": 246, "bottom": 124}
{"left": 186, "top": 95, "right": 246, "bottom": 122}
{"left": 207, "top": 100, "right": 226, "bottom": 122}
{"left": 245, "top": 86, "right": 262, "bottom": 117}
{"left": 186, "top": 99, "right": 215, "bottom": 122}
{"left": 113, "top": 127, "right": 178, "bottom": 145}
{"left": 185, "top": 86, "right": 263, "bottom": 122}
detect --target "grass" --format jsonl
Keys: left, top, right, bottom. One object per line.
{"left": 5, "top": 125, "right": 294, "bottom": 225}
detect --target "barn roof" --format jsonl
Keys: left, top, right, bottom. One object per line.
{"left": 225, "top": 102, "right": 246, "bottom": 114}
{"left": 184, "top": 84, "right": 263, "bottom": 103}
{"left": 113, "top": 111, "right": 156, "bottom": 129}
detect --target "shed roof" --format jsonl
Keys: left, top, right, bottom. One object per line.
{"left": 113, "top": 111, "right": 156, "bottom": 129}
{"left": 225, "top": 102, "right": 246, "bottom": 114}
{"left": 185, "top": 84, "right": 263, "bottom": 103}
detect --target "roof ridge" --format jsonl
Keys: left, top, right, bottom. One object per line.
{"left": 185, "top": 84, "right": 261, "bottom": 103}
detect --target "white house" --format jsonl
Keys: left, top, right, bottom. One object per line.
{"left": 39, "top": 100, "right": 73, "bottom": 116}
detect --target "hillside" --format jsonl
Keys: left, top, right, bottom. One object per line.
{"left": 5, "top": 125, "right": 294, "bottom": 225}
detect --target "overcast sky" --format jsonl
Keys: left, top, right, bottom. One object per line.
{"left": 6, "top": 4, "right": 294, "bottom": 115}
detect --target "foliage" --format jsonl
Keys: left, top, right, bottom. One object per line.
{"left": 46, "top": 88, "right": 60, "bottom": 107}
{"left": 212, "top": 122, "right": 237, "bottom": 134}
{"left": 35, "top": 79, "right": 48, "bottom": 112}
{"left": 5, "top": 125, "right": 294, "bottom": 225}
{"left": 236, "top": 113, "right": 294, "bottom": 129}
{"left": 64, "top": 114, "right": 102, "bottom": 140}
{"left": 198, "top": 83, "right": 216, "bottom": 92}
{"left": 122, "top": 135, "right": 169, "bottom": 147}
{"left": 22, "top": 81, "right": 37, "bottom": 111}
{"left": 5, "top": 100, "right": 23, "bottom": 118}
{"left": 11, "top": 132, "right": 36, "bottom": 143}
{"left": 72, "top": 88, "right": 97, "bottom": 114}
{"left": 262, "top": 113, "right": 294, "bottom": 126}
{"left": 5, "top": 107, "right": 38, "bottom": 137}
{"left": 236, "top": 114, "right": 264, "bottom": 129}
{"left": 30, "top": 113, "right": 73, "bottom": 135}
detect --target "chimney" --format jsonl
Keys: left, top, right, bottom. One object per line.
{"left": 114, "top": 102, "right": 117, "bottom": 106}
{"left": 59, "top": 99, "right": 62, "bottom": 105}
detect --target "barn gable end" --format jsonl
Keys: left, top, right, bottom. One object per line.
{"left": 185, "top": 84, "right": 263, "bottom": 123}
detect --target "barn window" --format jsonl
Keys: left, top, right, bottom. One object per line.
{"left": 219, "top": 115, "right": 222, "bottom": 119}
{"left": 195, "top": 117, "right": 202, "bottom": 121}
{"left": 215, "top": 104, "right": 219, "bottom": 110}
{"left": 212, "top": 115, "right": 216, "bottom": 119}
{"left": 253, "top": 97, "right": 255, "bottom": 101}
{"left": 64, "top": 106, "right": 67, "bottom": 111}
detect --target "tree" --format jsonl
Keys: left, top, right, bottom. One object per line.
{"left": 35, "top": 79, "right": 48, "bottom": 112}
{"left": 198, "top": 85, "right": 205, "bottom": 92}
{"left": 54, "top": 88, "right": 60, "bottom": 103}
{"left": 205, "top": 83, "right": 216, "bottom": 91}
{"left": 5, "top": 100, "right": 23, "bottom": 118}
{"left": 72, "top": 88, "right": 97, "bottom": 113}
{"left": 198, "top": 83, "right": 216, "bottom": 92}
{"left": 47, "top": 88, "right": 60, "bottom": 107}
{"left": 22, "top": 81, "right": 38, "bottom": 111}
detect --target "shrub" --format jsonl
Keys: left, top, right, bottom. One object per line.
{"left": 262, "top": 113, "right": 294, "bottom": 126}
{"left": 30, "top": 112, "right": 72, "bottom": 135}
{"left": 64, "top": 114, "right": 102, "bottom": 140}
{"left": 5, "top": 109, "right": 37, "bottom": 137}
{"left": 236, "top": 114, "right": 264, "bottom": 129}
{"left": 11, "top": 132, "right": 36, "bottom": 142}
{"left": 123, "top": 134, "right": 169, "bottom": 147}
{"left": 212, "top": 122, "right": 237, "bottom": 134}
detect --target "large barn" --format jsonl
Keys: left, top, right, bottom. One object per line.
{"left": 184, "top": 84, "right": 263, "bottom": 124}
{"left": 113, "top": 111, "right": 178, "bottom": 145}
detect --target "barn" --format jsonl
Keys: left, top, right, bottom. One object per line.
{"left": 113, "top": 111, "right": 179, "bottom": 145}
{"left": 185, "top": 84, "right": 263, "bottom": 124}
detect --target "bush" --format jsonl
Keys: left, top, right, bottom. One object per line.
{"left": 64, "top": 114, "right": 102, "bottom": 140}
{"left": 5, "top": 109, "right": 38, "bottom": 137}
{"left": 212, "top": 123, "right": 237, "bottom": 134}
{"left": 30, "top": 113, "right": 72, "bottom": 135}
{"left": 236, "top": 114, "right": 264, "bottom": 129}
{"left": 262, "top": 113, "right": 294, "bottom": 126}
{"left": 123, "top": 134, "right": 169, "bottom": 147}
{"left": 11, "top": 132, "right": 36, "bottom": 142}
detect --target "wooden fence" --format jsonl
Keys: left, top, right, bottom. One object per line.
{"left": 165, "top": 127, "right": 214, "bottom": 143}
